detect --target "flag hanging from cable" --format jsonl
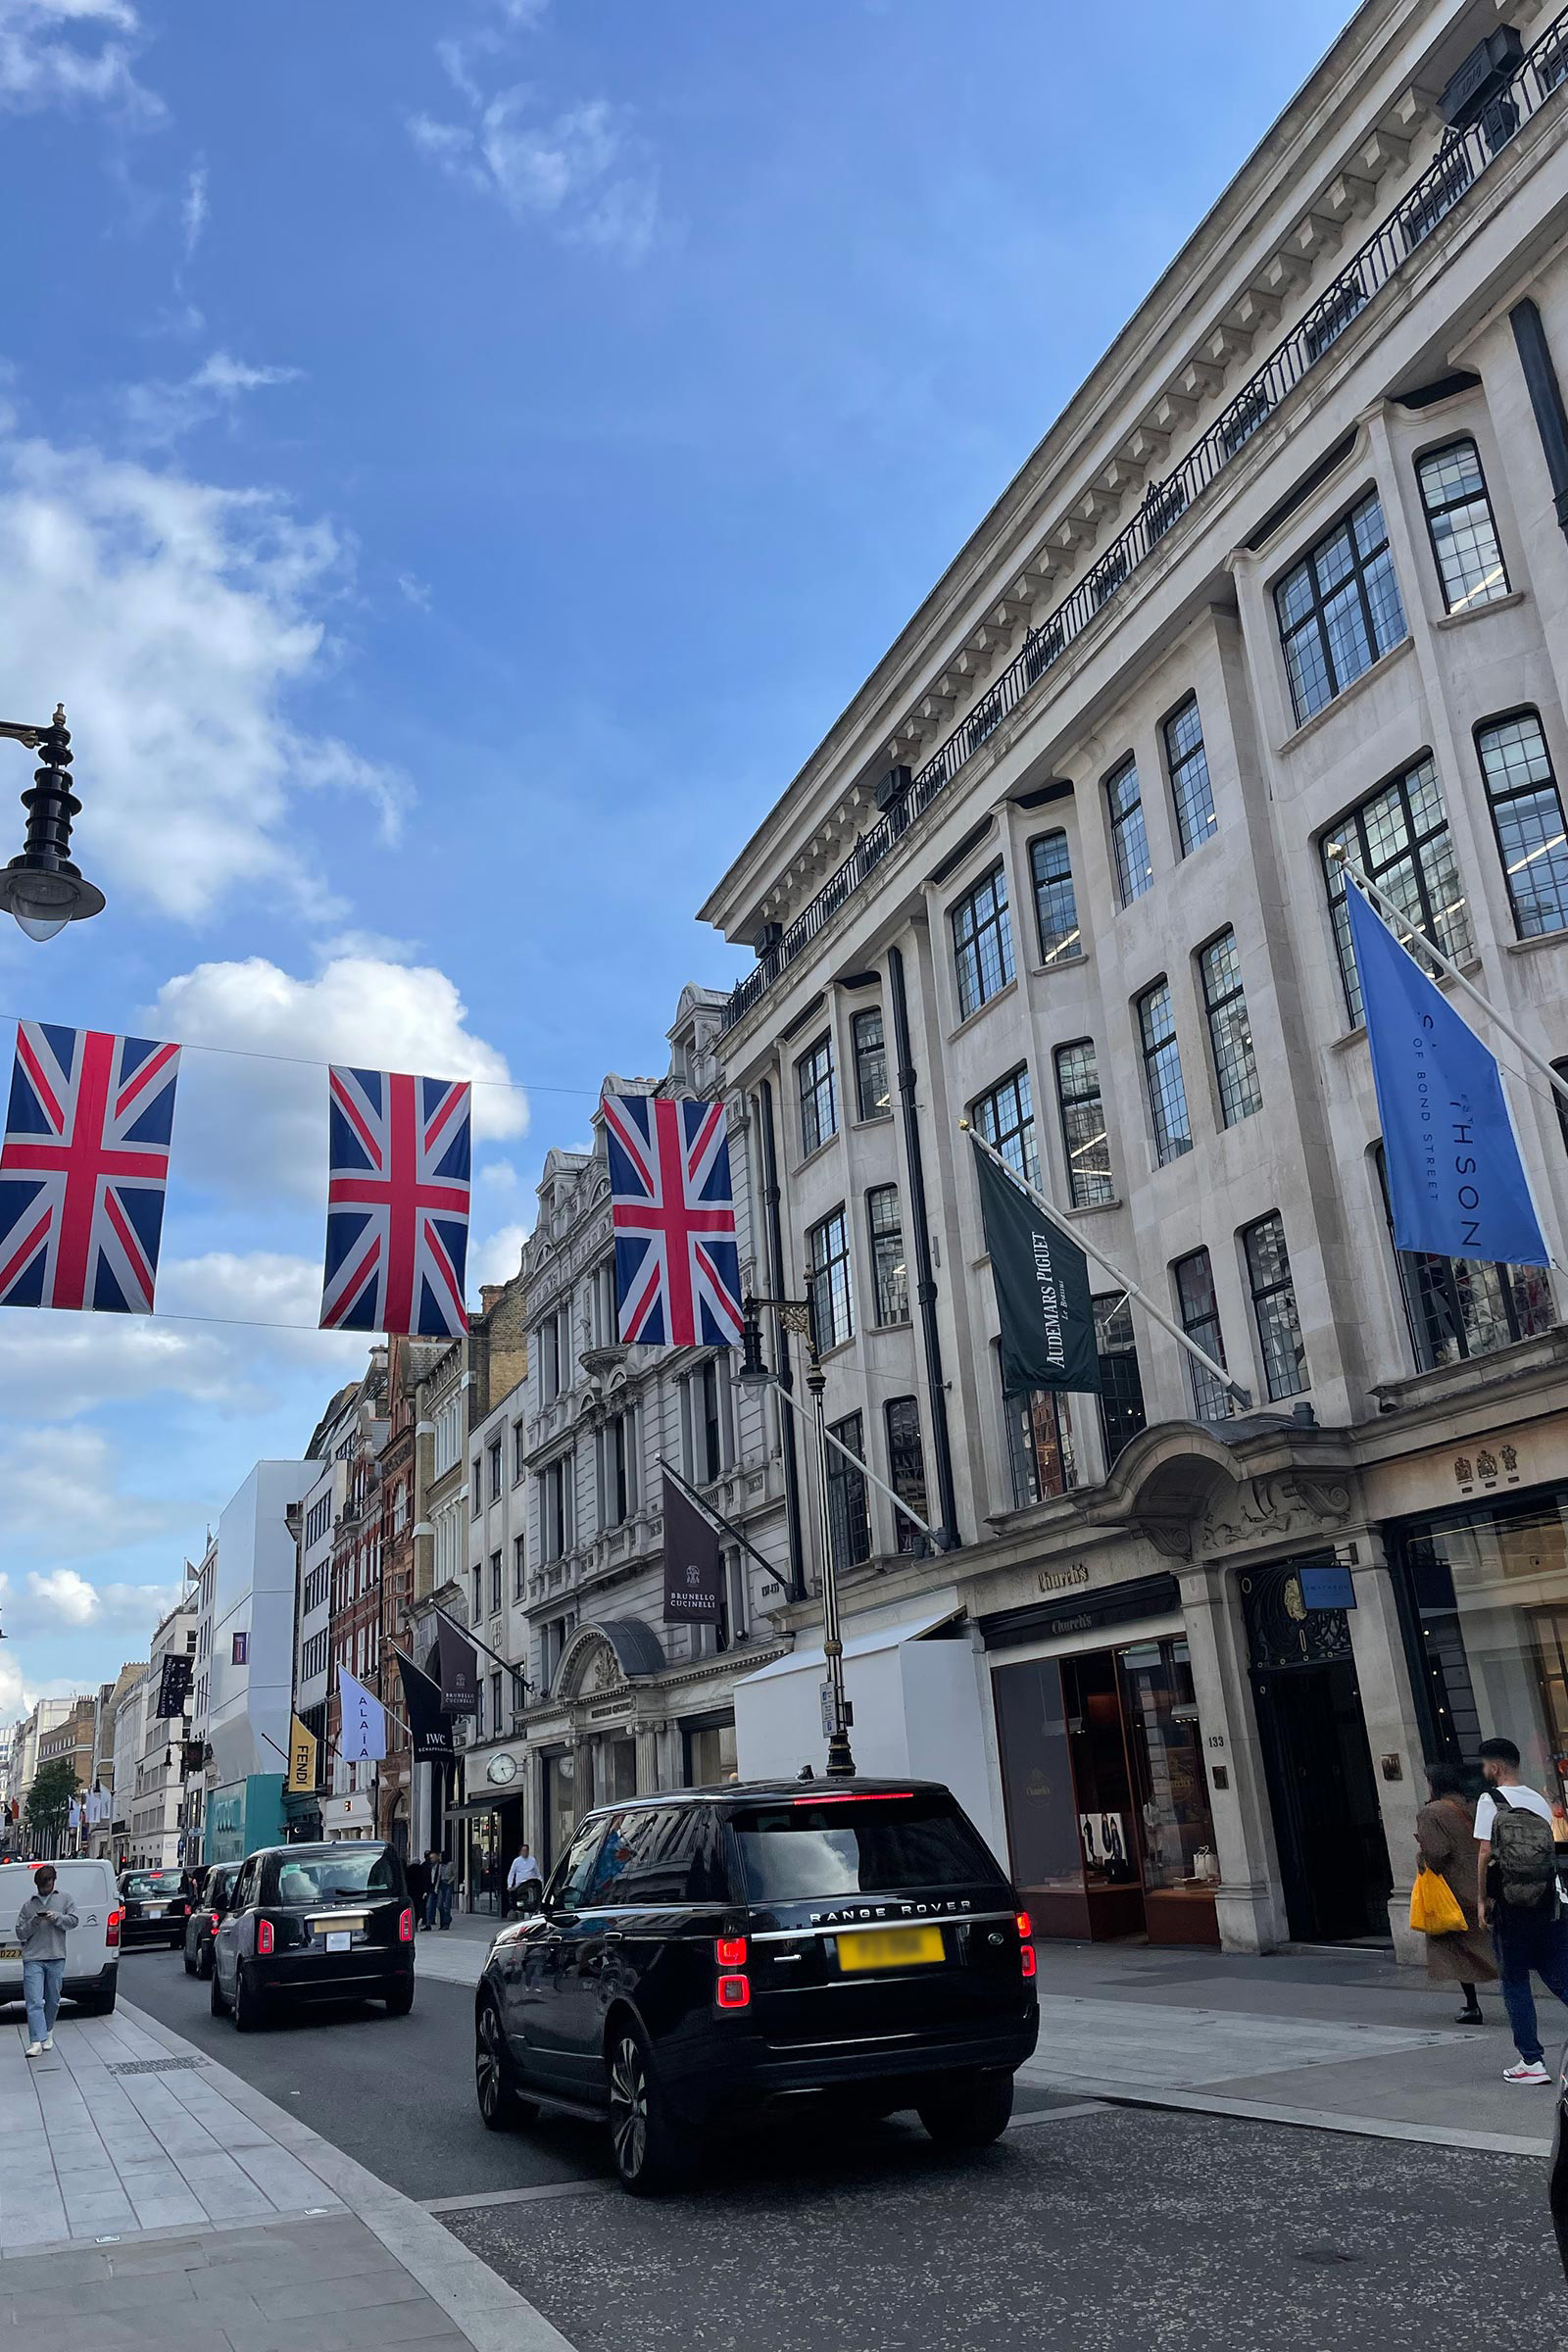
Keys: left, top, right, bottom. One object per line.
{"left": 604, "top": 1094, "right": 745, "bottom": 1346}
{"left": 319, "top": 1065, "right": 472, "bottom": 1337}
{"left": 0, "top": 1022, "right": 180, "bottom": 1313}
{"left": 1344, "top": 881, "right": 1548, "bottom": 1266}
{"left": 337, "top": 1666, "right": 387, "bottom": 1763}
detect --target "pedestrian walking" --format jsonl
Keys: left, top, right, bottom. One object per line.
{"left": 407, "top": 1850, "right": 430, "bottom": 1931}
{"left": 1414, "top": 1761, "right": 1495, "bottom": 2023}
{"left": 16, "top": 1865, "right": 77, "bottom": 2057}
{"left": 1474, "top": 1736, "right": 1568, "bottom": 2084}
{"left": 506, "top": 1841, "right": 543, "bottom": 1916}
{"left": 435, "top": 1850, "right": 455, "bottom": 1930}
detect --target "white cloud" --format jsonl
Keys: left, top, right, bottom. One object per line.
{"left": 148, "top": 951, "right": 528, "bottom": 1204}
{"left": 396, "top": 570, "right": 432, "bottom": 612}
{"left": 24, "top": 1567, "right": 96, "bottom": 1624}
{"left": 0, "top": 1425, "right": 172, "bottom": 1562}
{"left": 181, "top": 156, "right": 208, "bottom": 264}
{"left": 123, "top": 348, "right": 304, "bottom": 448}
{"left": 410, "top": 81, "right": 657, "bottom": 262}
{"left": 470, "top": 1221, "right": 528, "bottom": 1290}
{"left": 477, "top": 1157, "right": 518, "bottom": 1191}
{"left": 0, "top": 0, "right": 158, "bottom": 117}
{"left": 0, "top": 428, "right": 406, "bottom": 920}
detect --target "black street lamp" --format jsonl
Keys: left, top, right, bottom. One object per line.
{"left": 737, "top": 1292, "right": 856, "bottom": 1779}
{"left": 0, "top": 706, "right": 105, "bottom": 943}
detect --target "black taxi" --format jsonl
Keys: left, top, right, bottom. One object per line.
{"left": 473, "top": 1778, "right": 1038, "bottom": 2192}
{"left": 211, "top": 1840, "right": 414, "bottom": 2029}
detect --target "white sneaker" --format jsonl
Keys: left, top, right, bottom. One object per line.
{"left": 23, "top": 2041, "right": 41, "bottom": 2058}
{"left": 1502, "top": 2058, "right": 1551, "bottom": 2084}
{"left": 39, "top": 2035, "right": 52, "bottom": 2050}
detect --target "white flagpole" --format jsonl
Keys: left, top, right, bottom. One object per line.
{"left": 1328, "top": 844, "right": 1568, "bottom": 1113}
{"left": 961, "top": 1118, "right": 1252, "bottom": 1411}
{"left": 764, "top": 1375, "right": 939, "bottom": 1543}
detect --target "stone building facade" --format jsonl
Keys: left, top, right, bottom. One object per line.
{"left": 700, "top": 0, "right": 1568, "bottom": 1956}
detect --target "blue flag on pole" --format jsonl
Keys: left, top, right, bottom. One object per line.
{"left": 1344, "top": 880, "right": 1548, "bottom": 1267}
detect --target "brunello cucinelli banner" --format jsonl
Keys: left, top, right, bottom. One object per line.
{"left": 971, "top": 1137, "right": 1098, "bottom": 1396}
{"left": 434, "top": 1617, "right": 479, "bottom": 1715}
{"left": 662, "top": 1469, "right": 723, "bottom": 1623}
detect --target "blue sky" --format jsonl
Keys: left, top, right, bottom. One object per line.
{"left": 0, "top": 0, "right": 1351, "bottom": 1713}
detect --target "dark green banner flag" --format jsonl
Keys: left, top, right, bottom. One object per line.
{"left": 972, "top": 1137, "right": 1099, "bottom": 1396}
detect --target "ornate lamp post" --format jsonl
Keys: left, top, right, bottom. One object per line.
{"left": 0, "top": 706, "right": 105, "bottom": 942}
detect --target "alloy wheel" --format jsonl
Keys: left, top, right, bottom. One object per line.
{"left": 476, "top": 2002, "right": 504, "bottom": 2121}
{"left": 609, "top": 2035, "right": 648, "bottom": 2181}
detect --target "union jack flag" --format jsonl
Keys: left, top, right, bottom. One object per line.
{"left": 0, "top": 1021, "right": 181, "bottom": 1315}
{"left": 319, "top": 1065, "right": 471, "bottom": 1338}
{"left": 604, "top": 1094, "right": 744, "bottom": 1348}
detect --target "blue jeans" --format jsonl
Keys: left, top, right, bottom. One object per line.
{"left": 1493, "top": 1905, "right": 1568, "bottom": 2063}
{"left": 23, "top": 1958, "right": 63, "bottom": 2046}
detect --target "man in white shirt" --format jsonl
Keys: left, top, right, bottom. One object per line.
{"left": 507, "top": 1843, "right": 544, "bottom": 1916}
{"left": 1474, "top": 1736, "right": 1568, "bottom": 2085}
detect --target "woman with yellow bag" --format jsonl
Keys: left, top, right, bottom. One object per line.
{"left": 1413, "top": 1760, "right": 1497, "bottom": 2024}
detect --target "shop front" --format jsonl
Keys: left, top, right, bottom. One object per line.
{"left": 983, "top": 1575, "right": 1222, "bottom": 1946}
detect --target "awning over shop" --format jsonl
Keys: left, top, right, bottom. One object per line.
{"left": 443, "top": 1794, "right": 515, "bottom": 1822}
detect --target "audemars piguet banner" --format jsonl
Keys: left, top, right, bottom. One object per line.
{"left": 397, "top": 1650, "right": 455, "bottom": 1761}
{"left": 972, "top": 1136, "right": 1098, "bottom": 1396}
{"left": 662, "top": 1470, "right": 722, "bottom": 1622}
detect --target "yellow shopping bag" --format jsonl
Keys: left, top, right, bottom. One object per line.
{"left": 1409, "top": 1864, "right": 1466, "bottom": 1936}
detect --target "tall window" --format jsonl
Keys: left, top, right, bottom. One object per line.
{"left": 1375, "top": 1145, "right": 1553, "bottom": 1372}
{"left": 1163, "top": 698, "right": 1217, "bottom": 856}
{"left": 1173, "top": 1250, "right": 1229, "bottom": 1422}
{"left": 513, "top": 1533, "right": 526, "bottom": 1600}
{"left": 691, "top": 1357, "right": 724, "bottom": 1484}
{"left": 540, "top": 1457, "right": 571, "bottom": 1562}
{"left": 538, "top": 1307, "right": 569, "bottom": 1402}
{"left": 1029, "top": 831, "right": 1082, "bottom": 964}
{"left": 1275, "top": 490, "right": 1406, "bottom": 724}
{"left": 1417, "top": 439, "right": 1508, "bottom": 613}
{"left": 806, "top": 1207, "right": 854, "bottom": 1352}
{"left": 603, "top": 1411, "right": 632, "bottom": 1526}
{"left": 951, "top": 863, "right": 1015, "bottom": 1017}
{"left": 1094, "top": 1294, "right": 1147, "bottom": 1465}
{"left": 1000, "top": 1362, "right": 1074, "bottom": 1508}
{"left": 471, "top": 1460, "right": 482, "bottom": 1517}
{"left": 489, "top": 1551, "right": 503, "bottom": 1615}
{"left": 866, "top": 1186, "right": 907, "bottom": 1325}
{"left": 797, "top": 1036, "right": 837, "bottom": 1156}
{"left": 513, "top": 1420, "right": 527, "bottom": 1484}
{"left": 972, "top": 1067, "right": 1040, "bottom": 1191}
{"left": 1477, "top": 713, "right": 1568, "bottom": 939}
{"left": 826, "top": 1412, "right": 870, "bottom": 1567}
{"left": 1054, "top": 1040, "right": 1112, "bottom": 1206}
{"left": 884, "top": 1398, "right": 928, "bottom": 1553}
{"left": 490, "top": 1670, "right": 504, "bottom": 1735}
{"left": 1242, "top": 1213, "right": 1307, "bottom": 1400}
{"left": 1138, "top": 981, "right": 1193, "bottom": 1164}
{"left": 1106, "top": 760, "right": 1152, "bottom": 905}
{"left": 851, "top": 1006, "right": 890, "bottom": 1120}
{"left": 1322, "top": 757, "right": 1472, "bottom": 1025}
{"left": 488, "top": 1440, "right": 503, "bottom": 1502}
{"left": 1199, "top": 931, "right": 1262, "bottom": 1126}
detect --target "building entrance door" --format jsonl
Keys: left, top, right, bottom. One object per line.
{"left": 1242, "top": 1561, "right": 1392, "bottom": 1943}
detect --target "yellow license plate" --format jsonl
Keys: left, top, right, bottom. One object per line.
{"left": 837, "top": 1926, "right": 945, "bottom": 1973}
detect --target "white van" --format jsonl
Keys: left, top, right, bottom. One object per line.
{"left": 0, "top": 1860, "right": 121, "bottom": 2018}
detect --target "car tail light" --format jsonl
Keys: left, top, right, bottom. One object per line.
{"left": 398, "top": 1907, "right": 414, "bottom": 1943}
{"left": 794, "top": 1790, "right": 913, "bottom": 1805}
{"left": 1016, "top": 1910, "right": 1036, "bottom": 1978}
{"left": 256, "top": 1918, "right": 274, "bottom": 1956}
{"left": 209, "top": 1912, "right": 220, "bottom": 1935}
{"left": 1016, "top": 1911, "right": 1032, "bottom": 1939}
{"left": 105, "top": 1907, "right": 122, "bottom": 1949}
{"left": 1020, "top": 1944, "right": 1037, "bottom": 1980}
{"left": 714, "top": 1936, "right": 747, "bottom": 1968}
{"left": 715, "top": 1973, "right": 751, "bottom": 2010}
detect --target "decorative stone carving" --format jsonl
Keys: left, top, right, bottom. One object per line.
{"left": 1200, "top": 1470, "right": 1352, "bottom": 1555}
{"left": 1132, "top": 1514, "right": 1194, "bottom": 1561}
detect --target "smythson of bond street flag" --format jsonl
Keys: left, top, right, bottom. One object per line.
{"left": 661, "top": 1468, "right": 723, "bottom": 1624}
{"left": 0, "top": 1022, "right": 180, "bottom": 1314}
{"left": 604, "top": 1095, "right": 746, "bottom": 1348}
{"left": 320, "top": 1066, "right": 471, "bottom": 1339}
{"left": 337, "top": 1666, "right": 387, "bottom": 1764}
{"left": 1344, "top": 882, "right": 1548, "bottom": 1267}
{"left": 972, "top": 1136, "right": 1099, "bottom": 1396}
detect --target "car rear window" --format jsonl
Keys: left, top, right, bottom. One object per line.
{"left": 123, "top": 1872, "right": 184, "bottom": 1896}
{"left": 269, "top": 1849, "right": 400, "bottom": 1904}
{"left": 729, "top": 1790, "right": 1005, "bottom": 1902}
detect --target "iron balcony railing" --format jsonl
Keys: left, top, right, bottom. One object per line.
{"left": 721, "top": 7, "right": 1568, "bottom": 1033}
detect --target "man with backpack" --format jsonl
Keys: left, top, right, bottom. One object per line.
{"left": 1474, "top": 1736, "right": 1568, "bottom": 2084}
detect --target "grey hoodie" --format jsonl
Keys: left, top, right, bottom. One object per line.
{"left": 16, "top": 1888, "right": 78, "bottom": 1964}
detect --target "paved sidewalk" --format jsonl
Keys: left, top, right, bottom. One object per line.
{"left": 0, "top": 1997, "right": 575, "bottom": 2351}
{"left": 413, "top": 1914, "right": 499, "bottom": 1990}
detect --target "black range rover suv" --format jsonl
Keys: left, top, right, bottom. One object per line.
{"left": 473, "top": 1779, "right": 1038, "bottom": 2191}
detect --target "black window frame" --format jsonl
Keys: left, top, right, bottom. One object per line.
{"left": 950, "top": 860, "right": 1016, "bottom": 1020}
{"left": 1053, "top": 1037, "right": 1113, "bottom": 1208}
{"left": 851, "top": 1005, "right": 891, "bottom": 1122}
{"left": 1162, "top": 695, "right": 1217, "bottom": 858}
{"left": 1274, "top": 489, "right": 1407, "bottom": 725}
{"left": 826, "top": 1410, "right": 870, "bottom": 1567}
{"left": 1417, "top": 435, "right": 1509, "bottom": 614}
{"left": 1028, "top": 828, "right": 1082, "bottom": 964}
{"left": 796, "top": 1034, "right": 837, "bottom": 1158}
{"left": 1373, "top": 1143, "right": 1553, "bottom": 1373}
{"left": 1093, "top": 1292, "right": 1147, "bottom": 1465}
{"left": 1106, "top": 758, "right": 1152, "bottom": 906}
{"left": 884, "top": 1396, "right": 928, "bottom": 1554}
{"left": 489, "top": 1550, "right": 503, "bottom": 1614}
{"left": 865, "top": 1183, "right": 908, "bottom": 1327}
{"left": 971, "top": 1065, "right": 1040, "bottom": 1192}
{"left": 1198, "top": 928, "right": 1262, "bottom": 1128}
{"left": 1321, "top": 754, "right": 1472, "bottom": 1025}
{"left": 806, "top": 1205, "right": 854, "bottom": 1353}
{"left": 1137, "top": 978, "right": 1193, "bottom": 1165}
{"left": 1242, "top": 1211, "right": 1308, "bottom": 1402}
{"left": 1475, "top": 708, "right": 1568, "bottom": 942}
{"left": 997, "top": 1349, "right": 1075, "bottom": 1509}
{"left": 1173, "top": 1248, "right": 1230, "bottom": 1423}
{"left": 513, "top": 1532, "right": 526, "bottom": 1600}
